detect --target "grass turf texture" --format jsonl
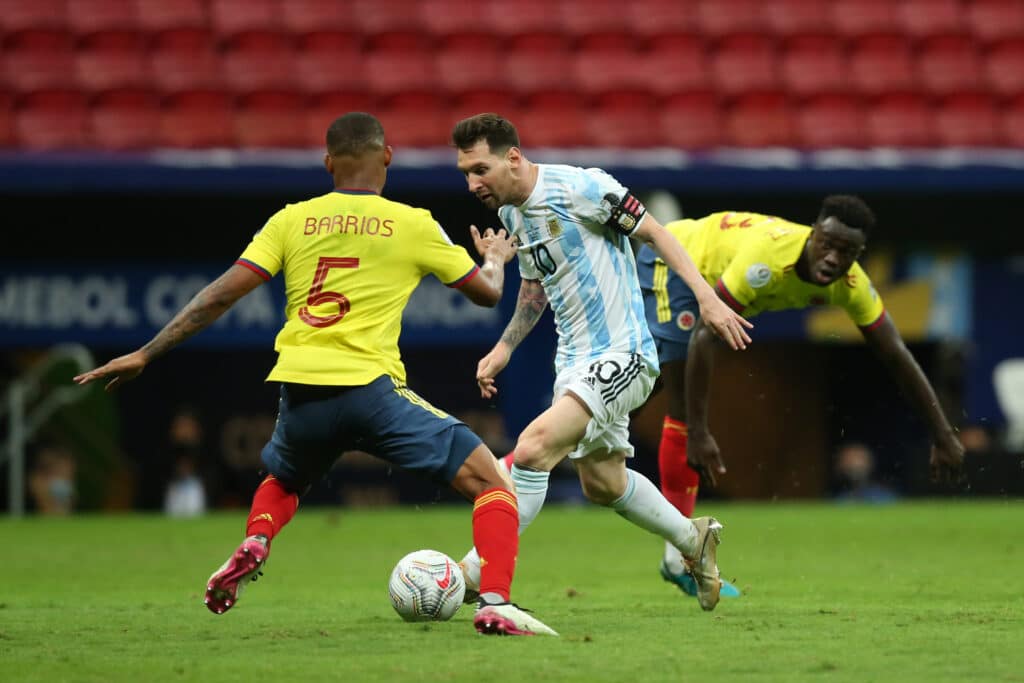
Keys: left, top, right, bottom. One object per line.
{"left": 2, "top": 501, "right": 1022, "bottom": 683}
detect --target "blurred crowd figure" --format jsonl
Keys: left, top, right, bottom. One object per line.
{"left": 833, "top": 442, "right": 897, "bottom": 504}
{"left": 28, "top": 442, "right": 76, "bottom": 515}
{"left": 160, "top": 406, "right": 208, "bottom": 517}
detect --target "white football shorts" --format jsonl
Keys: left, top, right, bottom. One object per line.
{"left": 552, "top": 352, "right": 657, "bottom": 460}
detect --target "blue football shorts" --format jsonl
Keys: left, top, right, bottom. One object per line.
{"left": 636, "top": 245, "right": 701, "bottom": 364}
{"left": 260, "top": 374, "right": 482, "bottom": 491}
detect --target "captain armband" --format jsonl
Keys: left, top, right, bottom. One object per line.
{"left": 603, "top": 192, "right": 647, "bottom": 236}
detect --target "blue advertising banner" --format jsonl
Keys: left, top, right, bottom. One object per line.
{"left": 0, "top": 265, "right": 504, "bottom": 348}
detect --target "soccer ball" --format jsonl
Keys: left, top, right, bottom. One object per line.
{"left": 388, "top": 549, "right": 466, "bottom": 622}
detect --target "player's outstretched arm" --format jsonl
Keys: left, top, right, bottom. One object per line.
{"left": 684, "top": 321, "right": 727, "bottom": 486}
{"left": 861, "top": 314, "right": 965, "bottom": 482}
{"left": 632, "top": 215, "right": 753, "bottom": 350}
{"left": 461, "top": 225, "right": 518, "bottom": 307}
{"left": 73, "top": 264, "right": 265, "bottom": 392}
{"left": 476, "top": 278, "right": 547, "bottom": 399}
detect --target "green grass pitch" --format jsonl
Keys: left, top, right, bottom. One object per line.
{"left": 3, "top": 501, "right": 1022, "bottom": 683}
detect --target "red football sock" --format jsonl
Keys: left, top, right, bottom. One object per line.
{"left": 472, "top": 487, "right": 519, "bottom": 602}
{"left": 658, "top": 417, "right": 700, "bottom": 518}
{"left": 499, "top": 451, "right": 515, "bottom": 472}
{"left": 245, "top": 475, "right": 299, "bottom": 542}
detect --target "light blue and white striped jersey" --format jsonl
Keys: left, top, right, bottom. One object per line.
{"left": 497, "top": 164, "right": 659, "bottom": 374}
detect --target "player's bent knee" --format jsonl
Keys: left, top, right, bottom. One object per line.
{"left": 451, "top": 444, "right": 509, "bottom": 500}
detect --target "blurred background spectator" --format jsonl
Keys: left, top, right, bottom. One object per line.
{"left": 833, "top": 442, "right": 898, "bottom": 503}
{"left": 27, "top": 442, "right": 76, "bottom": 515}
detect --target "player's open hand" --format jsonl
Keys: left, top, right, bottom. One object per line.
{"left": 476, "top": 342, "right": 512, "bottom": 399}
{"left": 470, "top": 225, "right": 517, "bottom": 265}
{"left": 688, "top": 430, "right": 727, "bottom": 487}
{"left": 698, "top": 296, "right": 753, "bottom": 351}
{"left": 929, "top": 437, "right": 966, "bottom": 484}
{"left": 72, "top": 351, "right": 147, "bottom": 392}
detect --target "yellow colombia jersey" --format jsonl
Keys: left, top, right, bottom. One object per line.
{"left": 666, "top": 211, "right": 885, "bottom": 327}
{"left": 236, "top": 189, "right": 479, "bottom": 386}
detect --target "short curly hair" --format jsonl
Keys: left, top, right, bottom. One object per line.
{"left": 326, "top": 112, "right": 385, "bottom": 157}
{"left": 818, "top": 195, "right": 876, "bottom": 237}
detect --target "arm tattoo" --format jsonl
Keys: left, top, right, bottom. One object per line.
{"left": 500, "top": 279, "right": 547, "bottom": 350}
{"left": 141, "top": 274, "right": 240, "bottom": 361}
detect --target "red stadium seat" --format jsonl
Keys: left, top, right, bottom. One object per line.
{"left": 517, "top": 94, "right": 591, "bottom": 147}
{"left": 764, "top": 0, "right": 833, "bottom": 37}
{"left": 587, "top": 94, "right": 662, "bottom": 148}
{"left": 866, "top": 92, "right": 936, "bottom": 147}
{"left": 559, "top": 0, "right": 624, "bottom": 39}
{"left": 305, "top": 92, "right": 378, "bottom": 147}
{"left": 999, "top": 93, "right": 1024, "bottom": 147}
{"left": 571, "top": 47, "right": 647, "bottom": 96}
{"left": 625, "top": 0, "right": 697, "bottom": 37}
{"left": 780, "top": 33, "right": 848, "bottom": 97}
{"left": 363, "top": 51, "right": 438, "bottom": 97}
{"left": 293, "top": 43, "right": 366, "bottom": 96}
{"left": 640, "top": 37, "right": 711, "bottom": 95}
{"left": 418, "top": 0, "right": 490, "bottom": 39}
{"left": 377, "top": 93, "right": 451, "bottom": 147}
{"left": 0, "top": 91, "right": 15, "bottom": 147}
{"left": 710, "top": 33, "right": 780, "bottom": 97}
{"left": 484, "top": 0, "right": 557, "bottom": 37}
{"left": 831, "top": 0, "right": 898, "bottom": 38}
{"left": 2, "top": 33, "right": 76, "bottom": 93}
{"left": 896, "top": 0, "right": 964, "bottom": 39}
{"left": 434, "top": 42, "right": 505, "bottom": 97}
{"left": 75, "top": 33, "right": 149, "bottom": 93}
{"left": 0, "top": 0, "right": 67, "bottom": 32}
{"left": 983, "top": 39, "right": 1024, "bottom": 97}
{"left": 352, "top": 0, "right": 423, "bottom": 35}
{"left": 234, "top": 91, "right": 308, "bottom": 149}
{"left": 725, "top": 92, "right": 797, "bottom": 147}
{"left": 848, "top": 33, "right": 917, "bottom": 96}
{"left": 449, "top": 91, "right": 522, "bottom": 124}
{"left": 502, "top": 42, "right": 573, "bottom": 94}
{"left": 297, "top": 30, "right": 364, "bottom": 52}
{"left": 149, "top": 30, "right": 223, "bottom": 92}
{"left": 67, "top": 0, "right": 139, "bottom": 35}
{"left": 364, "top": 30, "right": 432, "bottom": 53}
{"left": 659, "top": 91, "right": 724, "bottom": 149}
{"left": 159, "top": 90, "right": 235, "bottom": 148}
{"left": 221, "top": 32, "right": 295, "bottom": 94}
{"left": 934, "top": 92, "right": 1000, "bottom": 147}
{"left": 281, "top": 0, "right": 357, "bottom": 34}
{"left": 133, "top": 0, "right": 207, "bottom": 33}
{"left": 90, "top": 89, "right": 160, "bottom": 150}
{"left": 917, "top": 35, "right": 984, "bottom": 96}
{"left": 795, "top": 93, "right": 867, "bottom": 148}
{"left": 14, "top": 90, "right": 90, "bottom": 149}
{"left": 696, "top": 0, "right": 764, "bottom": 37}
{"left": 966, "top": 0, "right": 1024, "bottom": 44}
{"left": 208, "top": 0, "right": 282, "bottom": 39}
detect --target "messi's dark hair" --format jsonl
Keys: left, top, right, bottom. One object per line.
{"left": 451, "top": 113, "right": 520, "bottom": 152}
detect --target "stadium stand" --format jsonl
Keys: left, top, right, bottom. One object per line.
{"left": 866, "top": 92, "right": 937, "bottom": 147}
{"left": 658, "top": 91, "right": 723, "bottom": 149}
{"left": 90, "top": 88, "right": 160, "bottom": 150}
{"left": 934, "top": 91, "right": 1000, "bottom": 147}
{"left": 794, "top": 93, "right": 867, "bottom": 148}
{"left": 0, "top": 0, "right": 1021, "bottom": 150}
{"left": 726, "top": 91, "right": 797, "bottom": 147}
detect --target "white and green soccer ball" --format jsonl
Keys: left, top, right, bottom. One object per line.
{"left": 388, "top": 549, "right": 466, "bottom": 622}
